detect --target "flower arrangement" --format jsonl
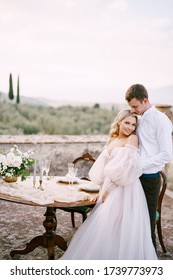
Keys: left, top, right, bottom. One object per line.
{"left": 0, "top": 145, "right": 35, "bottom": 181}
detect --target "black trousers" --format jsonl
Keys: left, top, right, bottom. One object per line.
{"left": 140, "top": 175, "right": 161, "bottom": 248}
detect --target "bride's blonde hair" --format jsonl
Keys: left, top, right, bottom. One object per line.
{"left": 107, "top": 109, "right": 138, "bottom": 144}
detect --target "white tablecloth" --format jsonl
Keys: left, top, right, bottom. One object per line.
{"left": 0, "top": 176, "right": 99, "bottom": 205}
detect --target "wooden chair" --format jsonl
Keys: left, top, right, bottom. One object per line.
{"left": 73, "top": 152, "right": 96, "bottom": 181}
{"left": 57, "top": 152, "right": 96, "bottom": 228}
{"left": 156, "top": 171, "right": 167, "bottom": 253}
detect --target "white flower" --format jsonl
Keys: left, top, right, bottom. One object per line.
{"left": 0, "top": 154, "right": 6, "bottom": 163}
{"left": 17, "top": 150, "right": 22, "bottom": 156}
{"left": 23, "top": 152, "right": 29, "bottom": 159}
{"left": 5, "top": 172, "right": 13, "bottom": 178}
{"left": 6, "top": 153, "right": 22, "bottom": 168}
{"left": 0, "top": 145, "right": 34, "bottom": 180}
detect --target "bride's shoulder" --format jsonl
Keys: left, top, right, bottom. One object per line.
{"left": 127, "top": 134, "right": 138, "bottom": 148}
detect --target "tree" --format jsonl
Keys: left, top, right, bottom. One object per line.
{"left": 8, "top": 73, "right": 14, "bottom": 100}
{"left": 93, "top": 103, "right": 100, "bottom": 109}
{"left": 16, "top": 75, "right": 20, "bottom": 104}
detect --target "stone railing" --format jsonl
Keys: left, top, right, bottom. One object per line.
{"left": 0, "top": 135, "right": 173, "bottom": 191}
{"left": 155, "top": 105, "right": 173, "bottom": 191}
{"left": 0, "top": 135, "right": 107, "bottom": 177}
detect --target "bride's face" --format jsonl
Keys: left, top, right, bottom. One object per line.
{"left": 118, "top": 116, "right": 137, "bottom": 137}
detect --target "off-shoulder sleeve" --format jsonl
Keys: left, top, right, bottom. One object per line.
{"left": 88, "top": 149, "right": 109, "bottom": 185}
{"left": 104, "top": 144, "right": 142, "bottom": 188}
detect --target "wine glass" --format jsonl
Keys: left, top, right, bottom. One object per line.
{"left": 38, "top": 159, "right": 44, "bottom": 190}
{"left": 67, "top": 163, "right": 78, "bottom": 190}
{"left": 42, "top": 159, "right": 51, "bottom": 179}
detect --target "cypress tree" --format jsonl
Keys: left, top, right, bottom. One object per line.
{"left": 16, "top": 75, "right": 20, "bottom": 104}
{"left": 8, "top": 73, "right": 14, "bottom": 100}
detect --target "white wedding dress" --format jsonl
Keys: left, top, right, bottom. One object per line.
{"left": 61, "top": 144, "right": 157, "bottom": 260}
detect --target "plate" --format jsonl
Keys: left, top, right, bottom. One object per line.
{"left": 80, "top": 183, "right": 100, "bottom": 192}
{"left": 56, "top": 176, "right": 79, "bottom": 184}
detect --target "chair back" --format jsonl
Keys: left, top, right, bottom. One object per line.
{"left": 73, "top": 152, "right": 96, "bottom": 180}
{"left": 156, "top": 171, "right": 167, "bottom": 253}
{"left": 157, "top": 171, "right": 167, "bottom": 217}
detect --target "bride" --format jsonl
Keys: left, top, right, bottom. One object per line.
{"left": 60, "top": 109, "right": 157, "bottom": 260}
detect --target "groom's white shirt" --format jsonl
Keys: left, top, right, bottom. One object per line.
{"left": 136, "top": 106, "right": 173, "bottom": 173}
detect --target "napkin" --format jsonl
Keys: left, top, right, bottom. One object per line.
{"left": 80, "top": 182, "right": 100, "bottom": 192}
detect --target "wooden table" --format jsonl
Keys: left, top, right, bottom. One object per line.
{"left": 0, "top": 179, "right": 96, "bottom": 259}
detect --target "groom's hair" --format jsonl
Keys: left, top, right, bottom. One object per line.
{"left": 125, "top": 84, "right": 148, "bottom": 102}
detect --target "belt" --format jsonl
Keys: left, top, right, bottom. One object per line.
{"left": 141, "top": 172, "right": 160, "bottom": 178}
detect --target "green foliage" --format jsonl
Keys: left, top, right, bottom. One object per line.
{"left": 16, "top": 76, "right": 20, "bottom": 104}
{"left": 93, "top": 103, "right": 100, "bottom": 109}
{"left": 8, "top": 73, "right": 14, "bottom": 100}
{"left": 0, "top": 102, "right": 117, "bottom": 135}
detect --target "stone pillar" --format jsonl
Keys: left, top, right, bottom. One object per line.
{"left": 156, "top": 105, "right": 173, "bottom": 191}
{"left": 156, "top": 105, "right": 173, "bottom": 122}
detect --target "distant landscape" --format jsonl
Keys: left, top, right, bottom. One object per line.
{"left": 1, "top": 84, "right": 173, "bottom": 108}
{"left": 1, "top": 85, "right": 173, "bottom": 136}
{"left": 0, "top": 101, "right": 116, "bottom": 135}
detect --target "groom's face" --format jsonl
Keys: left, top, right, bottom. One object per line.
{"left": 128, "top": 98, "right": 148, "bottom": 115}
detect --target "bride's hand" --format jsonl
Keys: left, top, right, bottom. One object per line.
{"left": 92, "top": 195, "right": 98, "bottom": 202}
{"left": 102, "top": 191, "right": 109, "bottom": 203}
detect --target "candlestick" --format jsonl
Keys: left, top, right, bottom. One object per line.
{"left": 40, "top": 159, "right": 43, "bottom": 181}
{"left": 38, "top": 179, "right": 44, "bottom": 191}
{"left": 33, "top": 159, "right": 37, "bottom": 187}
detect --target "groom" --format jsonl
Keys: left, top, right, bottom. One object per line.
{"left": 125, "top": 83, "right": 172, "bottom": 248}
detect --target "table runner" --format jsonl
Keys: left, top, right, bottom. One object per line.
{"left": 0, "top": 177, "right": 97, "bottom": 205}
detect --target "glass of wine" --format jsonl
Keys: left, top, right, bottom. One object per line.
{"left": 42, "top": 159, "right": 51, "bottom": 179}
{"left": 67, "top": 163, "right": 78, "bottom": 190}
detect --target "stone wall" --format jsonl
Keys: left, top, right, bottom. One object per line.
{"left": 0, "top": 135, "right": 173, "bottom": 190}
{"left": 0, "top": 135, "right": 107, "bottom": 178}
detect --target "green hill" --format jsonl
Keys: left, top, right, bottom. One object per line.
{"left": 0, "top": 102, "right": 117, "bottom": 135}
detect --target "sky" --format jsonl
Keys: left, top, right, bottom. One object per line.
{"left": 0, "top": 0, "right": 173, "bottom": 104}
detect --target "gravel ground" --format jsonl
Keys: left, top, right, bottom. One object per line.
{"left": 0, "top": 193, "right": 173, "bottom": 260}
